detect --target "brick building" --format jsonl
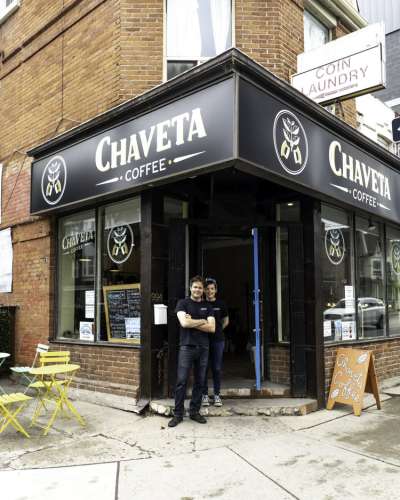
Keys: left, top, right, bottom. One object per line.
{"left": 2, "top": 0, "right": 399, "bottom": 409}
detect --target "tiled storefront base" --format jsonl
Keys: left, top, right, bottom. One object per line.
{"left": 324, "top": 338, "right": 400, "bottom": 396}
{"left": 51, "top": 342, "right": 140, "bottom": 400}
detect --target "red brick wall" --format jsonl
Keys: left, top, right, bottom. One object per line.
{"left": 269, "top": 345, "right": 290, "bottom": 385}
{"left": 0, "top": 0, "right": 162, "bottom": 396}
{"left": 236, "top": 0, "right": 304, "bottom": 82}
{"left": 52, "top": 343, "right": 140, "bottom": 397}
{"left": 325, "top": 340, "right": 400, "bottom": 396}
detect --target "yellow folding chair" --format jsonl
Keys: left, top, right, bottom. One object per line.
{"left": 29, "top": 351, "right": 70, "bottom": 425}
{"left": 0, "top": 392, "right": 32, "bottom": 438}
{"left": 10, "top": 343, "right": 49, "bottom": 389}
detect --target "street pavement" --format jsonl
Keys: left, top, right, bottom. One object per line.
{"left": 0, "top": 382, "right": 400, "bottom": 500}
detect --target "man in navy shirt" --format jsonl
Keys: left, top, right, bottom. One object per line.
{"left": 168, "top": 276, "right": 215, "bottom": 428}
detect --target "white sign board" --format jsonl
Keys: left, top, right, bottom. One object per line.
{"left": 125, "top": 317, "right": 140, "bottom": 341}
{"left": 297, "top": 22, "right": 385, "bottom": 73}
{"left": 79, "top": 321, "right": 94, "bottom": 341}
{"left": 292, "top": 45, "right": 384, "bottom": 105}
{"left": 293, "top": 23, "right": 385, "bottom": 105}
{"left": 0, "top": 228, "right": 12, "bottom": 293}
{"left": 85, "top": 290, "right": 95, "bottom": 319}
{"left": 324, "top": 320, "right": 332, "bottom": 338}
{"left": 344, "top": 285, "right": 354, "bottom": 310}
{"left": 342, "top": 320, "right": 356, "bottom": 341}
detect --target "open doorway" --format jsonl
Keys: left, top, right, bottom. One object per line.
{"left": 201, "top": 235, "right": 256, "bottom": 392}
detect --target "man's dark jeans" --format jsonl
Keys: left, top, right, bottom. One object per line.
{"left": 174, "top": 345, "right": 209, "bottom": 418}
{"left": 203, "top": 340, "right": 225, "bottom": 396}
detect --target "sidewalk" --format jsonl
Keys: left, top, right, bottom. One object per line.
{"left": 1, "top": 377, "right": 400, "bottom": 499}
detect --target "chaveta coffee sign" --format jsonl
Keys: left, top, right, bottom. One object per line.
{"left": 30, "top": 79, "right": 235, "bottom": 214}
{"left": 239, "top": 78, "right": 400, "bottom": 224}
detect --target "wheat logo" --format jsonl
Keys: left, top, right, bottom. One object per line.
{"left": 41, "top": 155, "right": 67, "bottom": 206}
{"left": 107, "top": 225, "right": 134, "bottom": 264}
{"left": 273, "top": 110, "right": 308, "bottom": 175}
{"left": 325, "top": 229, "right": 345, "bottom": 266}
{"left": 391, "top": 243, "right": 400, "bottom": 275}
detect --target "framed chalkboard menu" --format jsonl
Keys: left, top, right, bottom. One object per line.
{"left": 103, "top": 284, "right": 141, "bottom": 344}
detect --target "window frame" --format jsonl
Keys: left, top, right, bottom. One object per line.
{"left": 303, "top": 8, "right": 332, "bottom": 53}
{"left": 163, "top": 0, "right": 235, "bottom": 81}
{"left": 322, "top": 203, "right": 400, "bottom": 345}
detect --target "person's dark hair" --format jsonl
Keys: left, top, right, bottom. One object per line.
{"left": 205, "top": 277, "right": 217, "bottom": 287}
{"left": 189, "top": 275, "right": 204, "bottom": 287}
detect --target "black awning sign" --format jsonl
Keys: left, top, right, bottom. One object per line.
{"left": 240, "top": 78, "right": 400, "bottom": 224}
{"left": 31, "top": 78, "right": 235, "bottom": 214}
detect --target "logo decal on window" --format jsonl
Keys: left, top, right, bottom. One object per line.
{"left": 273, "top": 110, "right": 308, "bottom": 175}
{"left": 391, "top": 243, "right": 400, "bottom": 275}
{"left": 107, "top": 225, "right": 134, "bottom": 264}
{"left": 325, "top": 229, "right": 345, "bottom": 266}
{"left": 41, "top": 156, "right": 67, "bottom": 206}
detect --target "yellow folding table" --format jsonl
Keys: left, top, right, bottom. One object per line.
{"left": 29, "top": 363, "right": 85, "bottom": 436}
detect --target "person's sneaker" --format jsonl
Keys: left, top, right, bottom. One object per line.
{"left": 168, "top": 416, "right": 183, "bottom": 428}
{"left": 213, "top": 395, "right": 223, "bottom": 407}
{"left": 201, "top": 394, "right": 210, "bottom": 407}
{"left": 189, "top": 413, "right": 207, "bottom": 424}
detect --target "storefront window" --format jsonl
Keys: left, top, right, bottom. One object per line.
{"left": 98, "top": 198, "right": 141, "bottom": 341}
{"left": 57, "top": 198, "right": 141, "bottom": 343}
{"left": 355, "top": 217, "right": 386, "bottom": 339}
{"left": 57, "top": 211, "right": 96, "bottom": 341}
{"left": 321, "top": 205, "right": 354, "bottom": 342}
{"left": 386, "top": 226, "right": 400, "bottom": 336}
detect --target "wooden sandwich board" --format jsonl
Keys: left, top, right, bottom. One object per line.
{"left": 327, "top": 348, "right": 381, "bottom": 416}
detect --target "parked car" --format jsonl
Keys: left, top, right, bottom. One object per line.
{"left": 324, "top": 297, "right": 385, "bottom": 330}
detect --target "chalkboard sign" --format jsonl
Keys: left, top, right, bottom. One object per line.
{"left": 103, "top": 284, "right": 141, "bottom": 344}
{"left": 327, "top": 348, "right": 381, "bottom": 416}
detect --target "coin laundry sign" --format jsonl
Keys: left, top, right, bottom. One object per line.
{"left": 291, "top": 45, "right": 384, "bottom": 105}
{"left": 30, "top": 78, "right": 234, "bottom": 214}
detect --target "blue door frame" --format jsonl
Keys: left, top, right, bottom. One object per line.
{"left": 252, "top": 227, "right": 262, "bottom": 391}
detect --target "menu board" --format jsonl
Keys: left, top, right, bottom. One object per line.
{"left": 103, "top": 284, "right": 141, "bottom": 344}
{"left": 327, "top": 347, "right": 380, "bottom": 416}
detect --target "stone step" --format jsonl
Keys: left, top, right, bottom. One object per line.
{"left": 150, "top": 398, "right": 318, "bottom": 417}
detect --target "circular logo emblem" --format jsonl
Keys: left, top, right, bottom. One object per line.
{"left": 325, "top": 229, "right": 345, "bottom": 265}
{"left": 107, "top": 225, "right": 134, "bottom": 264}
{"left": 41, "top": 155, "right": 67, "bottom": 206}
{"left": 273, "top": 110, "right": 308, "bottom": 175}
{"left": 391, "top": 242, "right": 400, "bottom": 275}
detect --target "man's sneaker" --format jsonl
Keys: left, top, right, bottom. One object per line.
{"left": 190, "top": 413, "right": 207, "bottom": 424}
{"left": 201, "top": 394, "right": 210, "bottom": 407}
{"left": 213, "top": 395, "right": 223, "bottom": 407}
{"left": 168, "top": 416, "right": 183, "bottom": 428}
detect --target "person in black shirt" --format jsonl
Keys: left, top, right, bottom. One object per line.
{"left": 202, "top": 278, "right": 229, "bottom": 407}
{"left": 168, "top": 276, "right": 215, "bottom": 428}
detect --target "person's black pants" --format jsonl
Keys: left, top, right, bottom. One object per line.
{"left": 174, "top": 345, "right": 209, "bottom": 418}
{"left": 203, "top": 340, "right": 225, "bottom": 396}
